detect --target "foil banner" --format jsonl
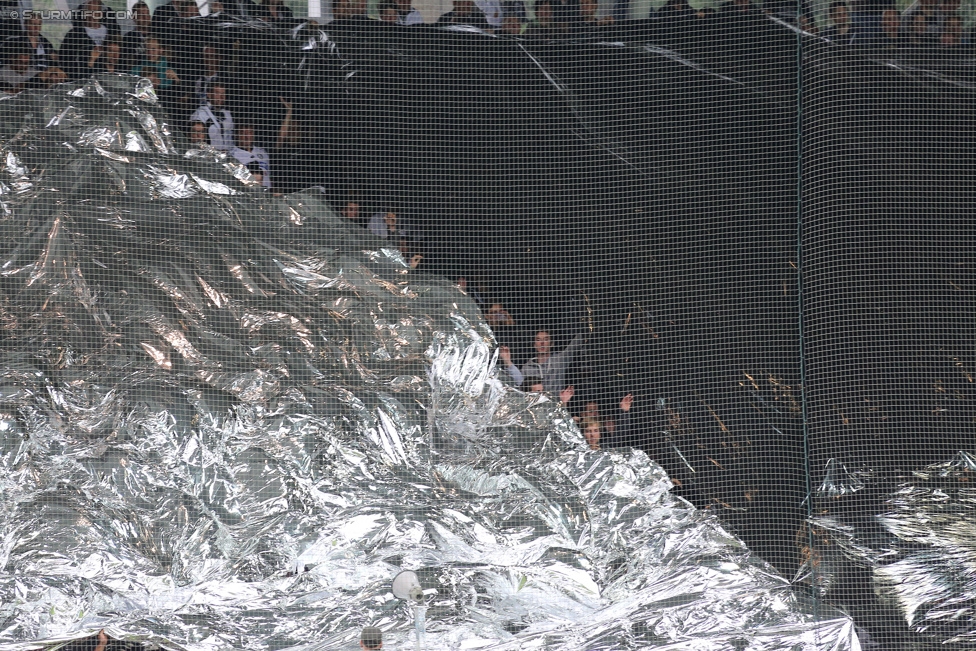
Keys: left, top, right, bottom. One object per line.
{"left": 801, "top": 453, "right": 976, "bottom": 648}
{"left": 0, "top": 77, "right": 859, "bottom": 651}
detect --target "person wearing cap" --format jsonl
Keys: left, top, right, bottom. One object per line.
{"left": 360, "top": 626, "right": 382, "bottom": 650}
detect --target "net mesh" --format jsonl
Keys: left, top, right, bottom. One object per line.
{"left": 0, "top": 1, "right": 973, "bottom": 650}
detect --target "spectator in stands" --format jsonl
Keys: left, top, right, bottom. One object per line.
{"left": 152, "top": 0, "right": 199, "bottom": 80}
{"left": 438, "top": 0, "right": 492, "bottom": 28}
{"left": 253, "top": 0, "right": 296, "bottom": 23}
{"left": 193, "top": 45, "right": 222, "bottom": 106}
{"left": 580, "top": 0, "right": 613, "bottom": 26}
{"left": 940, "top": 14, "right": 965, "bottom": 47}
{"left": 188, "top": 120, "right": 208, "bottom": 146}
{"left": 525, "top": 0, "right": 558, "bottom": 37}
{"left": 582, "top": 393, "right": 633, "bottom": 450}
{"left": 456, "top": 276, "right": 486, "bottom": 307}
{"left": 907, "top": 11, "right": 935, "bottom": 46}
{"left": 60, "top": 0, "right": 122, "bottom": 79}
{"left": 901, "top": 0, "right": 940, "bottom": 39}
{"left": 659, "top": 0, "right": 694, "bottom": 17}
{"left": 340, "top": 196, "right": 363, "bottom": 225}
{"left": 230, "top": 123, "right": 272, "bottom": 189}
{"left": 247, "top": 161, "right": 266, "bottom": 187}
{"left": 573, "top": 398, "right": 599, "bottom": 425}
{"left": 360, "top": 626, "right": 382, "bottom": 650}
{"left": 0, "top": 49, "right": 64, "bottom": 93}
{"left": 391, "top": 0, "right": 425, "bottom": 24}
{"left": 369, "top": 210, "right": 399, "bottom": 238}
{"left": 130, "top": 37, "right": 180, "bottom": 89}
{"left": 500, "top": 13, "right": 526, "bottom": 34}
{"left": 93, "top": 35, "right": 124, "bottom": 74}
{"left": 335, "top": 0, "right": 368, "bottom": 19}
{"left": 879, "top": 6, "right": 901, "bottom": 49}
{"left": 376, "top": 2, "right": 395, "bottom": 22}
{"left": 18, "top": 14, "right": 58, "bottom": 70}
{"left": 476, "top": 0, "right": 505, "bottom": 28}
{"left": 122, "top": 2, "right": 152, "bottom": 70}
{"left": 486, "top": 302, "right": 515, "bottom": 327}
{"left": 824, "top": 2, "right": 854, "bottom": 44}
{"left": 190, "top": 83, "right": 235, "bottom": 150}
{"left": 523, "top": 375, "right": 575, "bottom": 407}
{"left": 500, "top": 329, "right": 584, "bottom": 392}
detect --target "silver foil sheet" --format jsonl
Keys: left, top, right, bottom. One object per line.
{"left": 0, "top": 77, "right": 859, "bottom": 651}
{"left": 801, "top": 452, "right": 976, "bottom": 647}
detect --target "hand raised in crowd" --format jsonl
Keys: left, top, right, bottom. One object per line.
{"left": 620, "top": 393, "right": 633, "bottom": 412}
{"left": 88, "top": 45, "right": 102, "bottom": 67}
{"left": 560, "top": 385, "right": 575, "bottom": 406}
{"left": 499, "top": 345, "right": 513, "bottom": 366}
{"left": 94, "top": 630, "right": 109, "bottom": 651}
{"left": 279, "top": 96, "right": 293, "bottom": 110}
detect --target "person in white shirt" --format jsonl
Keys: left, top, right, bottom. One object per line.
{"left": 189, "top": 83, "right": 234, "bottom": 151}
{"left": 229, "top": 124, "right": 272, "bottom": 189}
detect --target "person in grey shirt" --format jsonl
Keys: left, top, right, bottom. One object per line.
{"left": 500, "top": 330, "right": 584, "bottom": 392}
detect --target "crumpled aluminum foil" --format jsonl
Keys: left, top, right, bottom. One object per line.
{"left": 800, "top": 452, "right": 976, "bottom": 647}
{"left": 0, "top": 77, "right": 859, "bottom": 651}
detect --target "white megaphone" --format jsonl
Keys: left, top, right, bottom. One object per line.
{"left": 391, "top": 570, "right": 427, "bottom": 651}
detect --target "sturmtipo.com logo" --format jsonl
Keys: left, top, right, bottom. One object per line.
{"left": 0, "top": 9, "right": 134, "bottom": 20}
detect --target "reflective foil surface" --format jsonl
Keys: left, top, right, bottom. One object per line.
{"left": 802, "top": 453, "right": 976, "bottom": 648}
{"left": 0, "top": 77, "right": 859, "bottom": 651}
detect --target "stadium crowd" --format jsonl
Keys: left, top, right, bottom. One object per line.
{"left": 0, "top": 0, "right": 972, "bottom": 96}
{"left": 0, "top": 0, "right": 969, "bottom": 450}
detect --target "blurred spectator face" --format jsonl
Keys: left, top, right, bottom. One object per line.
{"left": 940, "top": 0, "right": 961, "bottom": 15}
{"left": 454, "top": 0, "right": 475, "bottom": 17}
{"left": 190, "top": 121, "right": 206, "bottom": 143}
{"left": 342, "top": 201, "right": 360, "bottom": 220}
{"left": 828, "top": 3, "right": 849, "bottom": 29}
{"left": 26, "top": 15, "right": 42, "bottom": 37}
{"left": 582, "top": 401, "right": 599, "bottom": 419}
{"left": 881, "top": 8, "right": 899, "bottom": 39}
{"left": 584, "top": 421, "right": 600, "bottom": 449}
{"left": 380, "top": 6, "right": 398, "bottom": 21}
{"left": 238, "top": 125, "right": 255, "bottom": 150}
{"left": 941, "top": 15, "right": 963, "bottom": 44}
{"left": 209, "top": 85, "right": 226, "bottom": 107}
{"left": 911, "top": 13, "right": 928, "bottom": 39}
{"left": 486, "top": 303, "right": 514, "bottom": 325}
{"left": 395, "top": 0, "right": 412, "bottom": 11}
{"left": 535, "top": 1, "right": 553, "bottom": 25}
{"left": 202, "top": 46, "right": 220, "bottom": 73}
{"left": 383, "top": 212, "right": 397, "bottom": 230}
{"left": 251, "top": 170, "right": 264, "bottom": 185}
{"left": 174, "top": 0, "right": 200, "bottom": 18}
{"left": 9, "top": 53, "right": 30, "bottom": 74}
{"left": 534, "top": 331, "right": 551, "bottom": 356}
{"left": 336, "top": 0, "right": 367, "bottom": 17}
{"left": 529, "top": 381, "right": 545, "bottom": 392}
{"left": 83, "top": 0, "right": 103, "bottom": 26}
{"left": 105, "top": 40, "right": 121, "bottom": 65}
{"left": 501, "top": 14, "right": 522, "bottom": 33}
{"left": 146, "top": 39, "right": 162, "bottom": 62}
{"left": 580, "top": 0, "right": 596, "bottom": 19}
{"left": 133, "top": 3, "right": 151, "bottom": 30}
